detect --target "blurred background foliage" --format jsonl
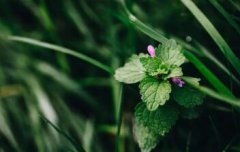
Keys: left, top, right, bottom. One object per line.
{"left": 0, "top": 0, "right": 240, "bottom": 151}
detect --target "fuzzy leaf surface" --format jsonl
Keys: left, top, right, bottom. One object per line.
{"left": 135, "top": 103, "right": 179, "bottom": 136}
{"left": 134, "top": 120, "right": 160, "bottom": 152}
{"left": 156, "top": 39, "right": 185, "bottom": 66}
{"left": 114, "top": 54, "right": 146, "bottom": 84}
{"left": 173, "top": 77, "right": 205, "bottom": 108}
{"left": 163, "top": 66, "right": 183, "bottom": 80}
{"left": 140, "top": 57, "right": 172, "bottom": 77}
{"left": 139, "top": 77, "right": 171, "bottom": 110}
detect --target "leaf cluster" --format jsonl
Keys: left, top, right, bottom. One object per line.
{"left": 114, "top": 39, "right": 205, "bottom": 152}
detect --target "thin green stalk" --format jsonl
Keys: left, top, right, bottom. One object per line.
{"left": 176, "top": 37, "right": 240, "bottom": 85}
{"left": 41, "top": 116, "right": 86, "bottom": 152}
{"left": 184, "top": 51, "right": 234, "bottom": 97}
{"left": 182, "top": 77, "right": 240, "bottom": 107}
{"left": 8, "top": 36, "right": 113, "bottom": 74}
{"left": 118, "top": 0, "right": 168, "bottom": 43}
{"left": 186, "top": 131, "right": 192, "bottom": 152}
{"left": 115, "top": 86, "right": 124, "bottom": 152}
{"left": 39, "top": 0, "right": 70, "bottom": 73}
{"left": 35, "top": 61, "right": 99, "bottom": 108}
{"left": 222, "top": 135, "right": 239, "bottom": 152}
{"left": 194, "top": 42, "right": 240, "bottom": 85}
{"left": 209, "top": 0, "right": 240, "bottom": 35}
{"left": 229, "top": 0, "right": 240, "bottom": 12}
{"left": 65, "top": 0, "right": 95, "bottom": 42}
{"left": 181, "top": 0, "right": 240, "bottom": 76}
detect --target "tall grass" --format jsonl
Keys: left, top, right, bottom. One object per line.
{"left": 0, "top": 0, "right": 240, "bottom": 152}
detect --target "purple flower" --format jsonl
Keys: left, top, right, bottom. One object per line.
{"left": 178, "top": 81, "right": 185, "bottom": 87}
{"left": 172, "top": 77, "right": 185, "bottom": 87}
{"left": 147, "top": 45, "right": 156, "bottom": 57}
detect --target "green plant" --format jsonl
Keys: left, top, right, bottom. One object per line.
{"left": 1, "top": 0, "right": 240, "bottom": 151}
{"left": 114, "top": 39, "right": 205, "bottom": 151}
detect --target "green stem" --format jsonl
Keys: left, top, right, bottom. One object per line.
{"left": 8, "top": 36, "right": 113, "bottom": 74}
{"left": 182, "top": 77, "right": 240, "bottom": 107}
{"left": 184, "top": 51, "right": 234, "bottom": 98}
{"left": 181, "top": 0, "right": 240, "bottom": 76}
{"left": 115, "top": 86, "right": 124, "bottom": 152}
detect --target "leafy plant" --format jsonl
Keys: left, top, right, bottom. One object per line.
{"left": 115, "top": 39, "right": 205, "bottom": 151}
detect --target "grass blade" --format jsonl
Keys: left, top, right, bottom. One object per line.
{"left": 8, "top": 36, "right": 113, "bottom": 74}
{"left": 209, "top": 0, "right": 240, "bottom": 35}
{"left": 41, "top": 116, "right": 86, "bottom": 152}
{"left": 176, "top": 38, "right": 240, "bottom": 85}
{"left": 182, "top": 77, "right": 240, "bottom": 107}
{"left": 229, "top": 0, "right": 240, "bottom": 12}
{"left": 118, "top": 0, "right": 167, "bottom": 43}
{"left": 0, "top": 105, "right": 20, "bottom": 151}
{"left": 127, "top": 15, "right": 168, "bottom": 43}
{"left": 115, "top": 85, "right": 124, "bottom": 152}
{"left": 181, "top": 0, "right": 240, "bottom": 76}
{"left": 184, "top": 51, "right": 234, "bottom": 97}
{"left": 194, "top": 42, "right": 240, "bottom": 85}
{"left": 35, "top": 61, "right": 99, "bottom": 108}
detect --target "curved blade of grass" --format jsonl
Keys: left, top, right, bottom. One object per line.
{"left": 35, "top": 61, "right": 99, "bottom": 108}
{"left": 209, "top": 0, "right": 240, "bottom": 35}
{"left": 115, "top": 85, "right": 124, "bottom": 152}
{"left": 65, "top": 0, "right": 92, "bottom": 38}
{"left": 127, "top": 14, "right": 168, "bottom": 43}
{"left": 0, "top": 105, "right": 20, "bottom": 151}
{"left": 194, "top": 42, "right": 240, "bottom": 85}
{"left": 184, "top": 51, "right": 234, "bottom": 97}
{"left": 8, "top": 36, "right": 113, "bottom": 74}
{"left": 41, "top": 116, "right": 86, "bottom": 152}
{"left": 176, "top": 37, "right": 240, "bottom": 85}
{"left": 182, "top": 77, "right": 240, "bottom": 107}
{"left": 181, "top": 0, "right": 240, "bottom": 76}
{"left": 118, "top": 0, "right": 167, "bottom": 43}
{"left": 20, "top": 0, "right": 70, "bottom": 73}
{"left": 229, "top": 0, "right": 240, "bottom": 12}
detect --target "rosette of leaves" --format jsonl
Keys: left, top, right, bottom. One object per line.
{"left": 114, "top": 39, "right": 205, "bottom": 152}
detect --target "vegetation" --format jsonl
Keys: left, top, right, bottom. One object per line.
{"left": 0, "top": 0, "right": 240, "bottom": 151}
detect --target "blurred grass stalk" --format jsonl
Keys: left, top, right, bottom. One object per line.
{"left": 7, "top": 36, "right": 113, "bottom": 74}
{"left": 209, "top": 0, "right": 240, "bottom": 36}
{"left": 0, "top": 105, "right": 20, "bottom": 151}
{"left": 176, "top": 38, "right": 240, "bottom": 85}
{"left": 20, "top": 0, "right": 70, "bottom": 72}
{"left": 181, "top": 0, "right": 240, "bottom": 76}
{"left": 1, "top": 0, "right": 240, "bottom": 151}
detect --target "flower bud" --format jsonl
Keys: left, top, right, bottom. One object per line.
{"left": 147, "top": 45, "right": 156, "bottom": 57}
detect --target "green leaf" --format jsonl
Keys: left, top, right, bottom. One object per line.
{"left": 156, "top": 39, "right": 185, "bottom": 66}
{"left": 173, "top": 79, "right": 205, "bottom": 108}
{"left": 130, "top": 53, "right": 149, "bottom": 61}
{"left": 163, "top": 66, "right": 183, "bottom": 80}
{"left": 114, "top": 54, "right": 146, "bottom": 84}
{"left": 182, "top": 77, "right": 200, "bottom": 85}
{"left": 135, "top": 102, "right": 179, "bottom": 136}
{"left": 139, "top": 77, "right": 171, "bottom": 110}
{"left": 134, "top": 120, "right": 160, "bottom": 152}
{"left": 140, "top": 57, "right": 170, "bottom": 76}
